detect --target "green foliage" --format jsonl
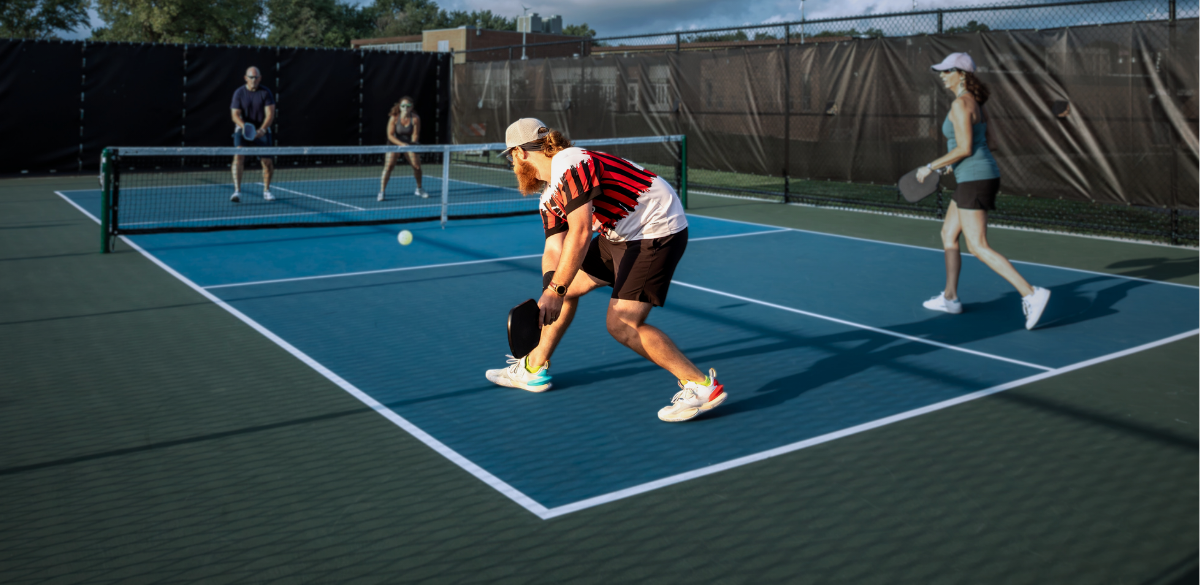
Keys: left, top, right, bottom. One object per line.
{"left": 266, "top": 0, "right": 372, "bottom": 47}
{"left": 810, "top": 27, "right": 884, "bottom": 38}
{"left": 0, "top": 0, "right": 89, "bottom": 39}
{"left": 91, "top": 0, "right": 266, "bottom": 44}
{"left": 945, "top": 20, "right": 990, "bottom": 34}
{"left": 562, "top": 23, "right": 596, "bottom": 38}
{"left": 87, "top": 0, "right": 595, "bottom": 46}
{"left": 444, "top": 10, "right": 516, "bottom": 31}
{"left": 688, "top": 30, "right": 748, "bottom": 43}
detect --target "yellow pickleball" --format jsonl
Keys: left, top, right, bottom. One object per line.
{"left": 397, "top": 230, "right": 413, "bottom": 246}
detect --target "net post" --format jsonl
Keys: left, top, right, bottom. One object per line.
{"left": 680, "top": 136, "right": 688, "bottom": 209}
{"left": 100, "top": 148, "right": 112, "bottom": 253}
{"left": 440, "top": 145, "right": 451, "bottom": 228}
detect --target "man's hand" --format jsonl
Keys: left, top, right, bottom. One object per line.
{"left": 254, "top": 127, "right": 263, "bottom": 139}
{"left": 538, "top": 289, "right": 564, "bottom": 327}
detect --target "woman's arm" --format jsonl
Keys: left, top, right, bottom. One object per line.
{"left": 917, "top": 97, "right": 975, "bottom": 181}
{"left": 386, "top": 116, "right": 402, "bottom": 146}
{"left": 411, "top": 114, "right": 420, "bottom": 144}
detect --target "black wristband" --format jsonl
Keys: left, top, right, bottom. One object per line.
{"left": 542, "top": 271, "right": 556, "bottom": 289}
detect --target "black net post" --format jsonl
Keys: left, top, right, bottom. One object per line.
{"left": 783, "top": 23, "right": 791, "bottom": 204}
{"left": 100, "top": 147, "right": 112, "bottom": 253}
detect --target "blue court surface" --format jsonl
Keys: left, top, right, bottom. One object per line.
{"left": 58, "top": 187, "right": 1200, "bottom": 519}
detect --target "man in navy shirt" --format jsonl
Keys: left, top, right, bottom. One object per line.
{"left": 230, "top": 66, "right": 276, "bottom": 202}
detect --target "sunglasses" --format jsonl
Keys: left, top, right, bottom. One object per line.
{"left": 400, "top": 104, "right": 413, "bottom": 108}
{"left": 246, "top": 75, "right": 259, "bottom": 79}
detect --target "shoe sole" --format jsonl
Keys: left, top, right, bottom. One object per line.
{"left": 659, "top": 391, "right": 728, "bottom": 422}
{"left": 485, "top": 371, "right": 551, "bottom": 393}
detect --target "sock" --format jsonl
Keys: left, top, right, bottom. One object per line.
{"left": 682, "top": 375, "right": 712, "bottom": 387}
{"left": 525, "top": 359, "right": 544, "bottom": 373}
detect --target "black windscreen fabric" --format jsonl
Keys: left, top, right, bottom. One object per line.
{"left": 82, "top": 42, "right": 184, "bottom": 170}
{"left": 0, "top": 40, "right": 83, "bottom": 174}
{"left": 277, "top": 48, "right": 360, "bottom": 146}
{"left": 184, "top": 45, "right": 279, "bottom": 147}
{"left": 362, "top": 51, "right": 448, "bottom": 145}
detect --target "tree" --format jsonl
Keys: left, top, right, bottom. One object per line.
{"left": 0, "top": 0, "right": 89, "bottom": 39}
{"left": 266, "top": 0, "right": 372, "bottom": 47}
{"left": 945, "top": 20, "right": 990, "bottom": 34}
{"left": 562, "top": 23, "right": 596, "bottom": 38}
{"left": 811, "top": 27, "right": 884, "bottom": 39}
{"left": 444, "top": 9, "right": 515, "bottom": 31}
{"left": 367, "top": 0, "right": 443, "bottom": 37}
{"left": 91, "top": 0, "right": 265, "bottom": 44}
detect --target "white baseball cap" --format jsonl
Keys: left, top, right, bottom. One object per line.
{"left": 500, "top": 118, "right": 549, "bottom": 158}
{"left": 931, "top": 52, "right": 976, "bottom": 73}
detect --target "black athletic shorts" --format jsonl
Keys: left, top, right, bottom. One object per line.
{"left": 952, "top": 178, "right": 1001, "bottom": 211}
{"left": 580, "top": 228, "right": 688, "bottom": 307}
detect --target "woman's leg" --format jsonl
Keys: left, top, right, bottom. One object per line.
{"left": 941, "top": 201, "right": 963, "bottom": 300}
{"left": 957, "top": 208, "right": 1034, "bottom": 297}
{"left": 380, "top": 152, "right": 397, "bottom": 193}
{"left": 407, "top": 152, "right": 423, "bottom": 190}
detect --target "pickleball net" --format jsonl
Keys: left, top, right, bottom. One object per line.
{"left": 98, "top": 136, "right": 686, "bottom": 250}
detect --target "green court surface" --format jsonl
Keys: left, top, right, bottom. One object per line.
{"left": 1, "top": 175, "right": 1196, "bottom": 584}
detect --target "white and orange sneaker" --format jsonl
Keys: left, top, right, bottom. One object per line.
{"left": 658, "top": 368, "right": 727, "bottom": 422}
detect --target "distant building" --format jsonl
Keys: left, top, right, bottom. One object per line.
{"left": 352, "top": 24, "right": 584, "bottom": 64}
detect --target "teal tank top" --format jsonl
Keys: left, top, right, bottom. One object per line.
{"left": 942, "top": 114, "right": 1000, "bottom": 182}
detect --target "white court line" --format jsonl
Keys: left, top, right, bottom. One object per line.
{"left": 54, "top": 190, "right": 554, "bottom": 519}
{"left": 264, "top": 185, "right": 365, "bottom": 211}
{"left": 686, "top": 213, "right": 1200, "bottom": 290}
{"left": 119, "top": 197, "right": 535, "bottom": 228}
{"left": 205, "top": 254, "right": 543, "bottom": 289}
{"left": 672, "top": 280, "right": 1052, "bottom": 371}
{"left": 536, "top": 328, "right": 1199, "bottom": 519}
{"left": 55, "top": 190, "right": 1198, "bottom": 521}
{"left": 202, "top": 229, "right": 788, "bottom": 289}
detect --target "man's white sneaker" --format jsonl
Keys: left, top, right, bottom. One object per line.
{"left": 377, "top": 192, "right": 385, "bottom": 201}
{"left": 415, "top": 188, "right": 429, "bottom": 199}
{"left": 923, "top": 292, "right": 962, "bottom": 314}
{"left": 230, "top": 192, "right": 240, "bottom": 203}
{"left": 263, "top": 190, "right": 275, "bottom": 201}
{"left": 658, "top": 368, "right": 727, "bottom": 422}
{"left": 485, "top": 355, "right": 552, "bottom": 393}
{"left": 1022, "top": 287, "right": 1051, "bottom": 330}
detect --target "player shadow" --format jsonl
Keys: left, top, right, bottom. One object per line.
{"left": 1107, "top": 256, "right": 1197, "bottom": 283}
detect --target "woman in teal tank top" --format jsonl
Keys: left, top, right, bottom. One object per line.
{"left": 916, "top": 53, "right": 1050, "bottom": 330}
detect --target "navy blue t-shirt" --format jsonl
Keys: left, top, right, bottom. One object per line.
{"left": 231, "top": 86, "right": 275, "bottom": 126}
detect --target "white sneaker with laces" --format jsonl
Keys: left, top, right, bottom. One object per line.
{"left": 923, "top": 292, "right": 962, "bottom": 314}
{"left": 263, "top": 190, "right": 275, "bottom": 201}
{"left": 377, "top": 192, "right": 385, "bottom": 201}
{"left": 230, "top": 192, "right": 241, "bottom": 203}
{"left": 658, "top": 368, "right": 727, "bottom": 422}
{"left": 1022, "top": 287, "right": 1051, "bottom": 330}
{"left": 415, "top": 188, "right": 429, "bottom": 199}
{"left": 485, "top": 355, "right": 552, "bottom": 393}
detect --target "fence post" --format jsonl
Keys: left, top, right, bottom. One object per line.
{"left": 1169, "top": 0, "right": 1176, "bottom": 20}
{"left": 937, "top": 11, "right": 944, "bottom": 34}
{"left": 783, "top": 24, "right": 791, "bottom": 204}
{"left": 676, "top": 32, "right": 681, "bottom": 52}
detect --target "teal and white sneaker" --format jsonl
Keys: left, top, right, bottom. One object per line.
{"left": 658, "top": 368, "right": 727, "bottom": 422}
{"left": 486, "top": 355, "right": 552, "bottom": 393}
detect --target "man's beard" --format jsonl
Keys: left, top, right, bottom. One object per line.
{"left": 513, "top": 157, "right": 545, "bottom": 195}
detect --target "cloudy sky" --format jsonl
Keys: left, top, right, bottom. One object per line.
{"left": 66, "top": 0, "right": 999, "bottom": 40}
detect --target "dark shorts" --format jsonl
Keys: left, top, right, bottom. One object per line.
{"left": 952, "top": 178, "right": 1000, "bottom": 211}
{"left": 580, "top": 228, "right": 688, "bottom": 307}
{"left": 233, "top": 128, "right": 274, "bottom": 161}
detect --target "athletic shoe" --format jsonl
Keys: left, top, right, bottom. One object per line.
{"left": 263, "top": 190, "right": 275, "bottom": 201}
{"left": 485, "top": 355, "right": 552, "bottom": 393}
{"left": 377, "top": 192, "right": 385, "bottom": 202}
{"left": 658, "top": 368, "right": 727, "bottom": 422}
{"left": 415, "top": 188, "right": 429, "bottom": 199}
{"left": 230, "top": 192, "right": 240, "bottom": 203}
{"left": 1022, "top": 286, "right": 1051, "bottom": 330}
{"left": 922, "top": 292, "right": 962, "bottom": 314}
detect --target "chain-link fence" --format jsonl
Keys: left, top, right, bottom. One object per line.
{"left": 453, "top": 0, "right": 1199, "bottom": 245}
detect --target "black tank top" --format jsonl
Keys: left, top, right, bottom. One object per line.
{"left": 393, "top": 115, "right": 416, "bottom": 144}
